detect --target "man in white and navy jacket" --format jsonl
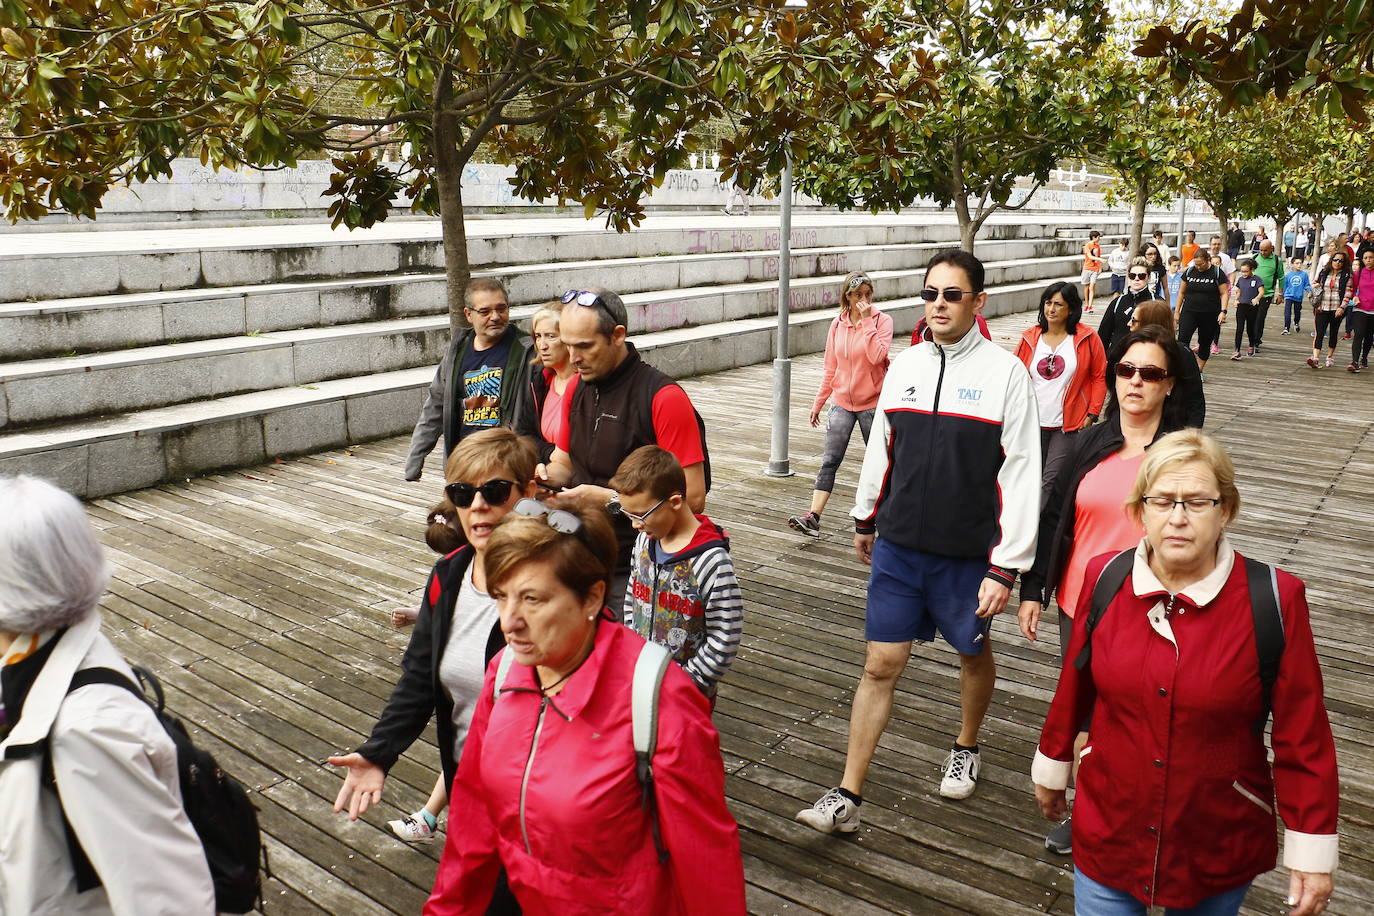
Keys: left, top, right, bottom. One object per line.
{"left": 797, "top": 249, "right": 1041, "bottom": 835}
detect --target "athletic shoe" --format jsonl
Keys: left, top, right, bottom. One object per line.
{"left": 1210, "top": 343, "right": 1220, "bottom": 355}
{"left": 1045, "top": 816, "right": 1072, "bottom": 855}
{"left": 1230, "top": 351, "right": 1242, "bottom": 361}
{"left": 1084, "top": 306, "right": 1094, "bottom": 313}
{"left": 388, "top": 814, "right": 437, "bottom": 843}
{"left": 795, "top": 787, "right": 861, "bottom": 834}
{"left": 788, "top": 512, "right": 821, "bottom": 538}
{"left": 1345, "top": 331, "right": 1352, "bottom": 340}
{"left": 1248, "top": 347, "right": 1256, "bottom": 357}
{"left": 1282, "top": 328, "right": 1291, "bottom": 335}
{"left": 939, "top": 747, "right": 981, "bottom": 799}
{"left": 1362, "top": 360, "right": 1369, "bottom": 369}
{"left": 1307, "top": 356, "right": 1319, "bottom": 368}
{"left": 1348, "top": 364, "right": 1359, "bottom": 373}
{"left": 1326, "top": 357, "right": 1335, "bottom": 368}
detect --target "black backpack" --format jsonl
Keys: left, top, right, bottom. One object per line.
{"left": 1074, "top": 550, "right": 1284, "bottom": 736}
{"left": 46, "top": 664, "right": 265, "bottom": 913}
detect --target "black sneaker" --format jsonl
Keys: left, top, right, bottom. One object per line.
{"left": 787, "top": 512, "right": 821, "bottom": 538}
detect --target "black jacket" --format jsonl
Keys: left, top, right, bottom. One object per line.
{"left": 1170, "top": 340, "right": 1206, "bottom": 428}
{"left": 356, "top": 547, "right": 505, "bottom": 789}
{"left": 1098, "top": 288, "right": 1155, "bottom": 353}
{"left": 1020, "top": 414, "right": 1179, "bottom": 606}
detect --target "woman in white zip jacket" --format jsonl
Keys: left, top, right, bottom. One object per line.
{"left": 0, "top": 475, "right": 215, "bottom": 916}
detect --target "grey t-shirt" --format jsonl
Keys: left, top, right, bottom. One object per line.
{"left": 438, "top": 566, "right": 498, "bottom": 759}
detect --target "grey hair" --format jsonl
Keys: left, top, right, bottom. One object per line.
{"left": 570, "top": 287, "right": 628, "bottom": 337}
{"left": 0, "top": 476, "right": 110, "bottom": 633}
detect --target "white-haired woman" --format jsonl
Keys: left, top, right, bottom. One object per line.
{"left": 0, "top": 476, "right": 215, "bottom": 915}
{"left": 1031, "top": 432, "right": 1338, "bottom": 916}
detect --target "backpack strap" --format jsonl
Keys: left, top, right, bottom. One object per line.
{"left": 631, "top": 641, "right": 673, "bottom": 864}
{"left": 492, "top": 649, "right": 517, "bottom": 703}
{"left": 1073, "top": 549, "right": 1136, "bottom": 671}
{"left": 1243, "top": 557, "right": 1286, "bottom": 737}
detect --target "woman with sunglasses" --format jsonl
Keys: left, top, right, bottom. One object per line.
{"left": 1099, "top": 257, "right": 1157, "bottom": 354}
{"left": 1306, "top": 252, "right": 1352, "bottom": 369}
{"left": 330, "top": 429, "right": 537, "bottom": 869}
{"left": 1014, "top": 281, "right": 1107, "bottom": 503}
{"left": 517, "top": 301, "right": 580, "bottom": 462}
{"left": 788, "top": 270, "right": 893, "bottom": 538}
{"left": 424, "top": 503, "right": 746, "bottom": 915}
{"left": 1017, "top": 325, "right": 1189, "bottom": 856}
{"left": 1139, "top": 244, "right": 1168, "bottom": 302}
{"left": 1126, "top": 300, "right": 1206, "bottom": 428}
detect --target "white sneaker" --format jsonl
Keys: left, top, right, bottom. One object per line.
{"left": 387, "top": 814, "right": 437, "bottom": 842}
{"left": 795, "top": 787, "right": 861, "bottom": 834}
{"left": 939, "top": 747, "right": 981, "bottom": 799}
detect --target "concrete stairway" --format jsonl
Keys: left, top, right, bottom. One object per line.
{"left": 0, "top": 214, "right": 1203, "bottom": 497}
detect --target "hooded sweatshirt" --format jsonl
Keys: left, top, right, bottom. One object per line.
{"left": 813, "top": 305, "right": 893, "bottom": 413}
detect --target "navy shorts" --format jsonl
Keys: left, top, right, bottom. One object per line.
{"left": 865, "top": 538, "right": 991, "bottom": 655}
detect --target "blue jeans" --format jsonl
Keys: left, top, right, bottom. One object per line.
{"left": 1074, "top": 868, "right": 1251, "bottom": 916}
{"left": 814, "top": 405, "right": 873, "bottom": 493}
{"left": 1283, "top": 298, "right": 1304, "bottom": 330}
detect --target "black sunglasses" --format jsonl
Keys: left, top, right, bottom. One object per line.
{"left": 445, "top": 478, "right": 518, "bottom": 508}
{"left": 1128, "top": 271, "right": 1148, "bottom": 279}
{"left": 1115, "top": 362, "right": 1170, "bottom": 383}
{"left": 919, "top": 287, "right": 975, "bottom": 303}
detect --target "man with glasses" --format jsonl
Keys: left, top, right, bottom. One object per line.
{"left": 797, "top": 250, "right": 1040, "bottom": 833}
{"left": 540, "top": 286, "right": 709, "bottom": 612}
{"left": 405, "top": 278, "right": 534, "bottom": 481}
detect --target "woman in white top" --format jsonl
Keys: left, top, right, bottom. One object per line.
{"left": 0, "top": 476, "right": 215, "bottom": 916}
{"left": 330, "top": 429, "right": 538, "bottom": 863}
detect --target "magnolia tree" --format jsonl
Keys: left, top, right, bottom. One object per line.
{"left": 717, "top": 0, "right": 1116, "bottom": 251}
{"left": 0, "top": 0, "right": 757, "bottom": 327}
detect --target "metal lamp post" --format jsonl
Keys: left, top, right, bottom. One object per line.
{"left": 766, "top": 151, "right": 794, "bottom": 477}
{"left": 1052, "top": 163, "right": 1089, "bottom": 211}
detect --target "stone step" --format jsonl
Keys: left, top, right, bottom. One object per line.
{"left": 0, "top": 273, "right": 1107, "bottom": 498}
{"left": 1, "top": 234, "right": 1101, "bottom": 361}
{"left": 0, "top": 253, "right": 1096, "bottom": 430}
{"left": 0, "top": 214, "right": 1173, "bottom": 303}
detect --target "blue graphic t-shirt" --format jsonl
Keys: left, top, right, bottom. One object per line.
{"left": 1235, "top": 275, "right": 1262, "bottom": 304}
{"left": 459, "top": 334, "right": 512, "bottom": 438}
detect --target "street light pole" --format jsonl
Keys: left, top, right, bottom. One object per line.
{"left": 767, "top": 152, "right": 794, "bottom": 477}
{"left": 1176, "top": 192, "right": 1187, "bottom": 249}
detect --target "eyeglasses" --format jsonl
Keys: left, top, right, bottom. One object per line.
{"left": 1128, "top": 271, "right": 1148, "bottom": 279}
{"left": 512, "top": 497, "right": 584, "bottom": 535}
{"left": 466, "top": 303, "right": 510, "bottom": 317}
{"left": 919, "top": 287, "right": 975, "bottom": 303}
{"left": 847, "top": 274, "right": 873, "bottom": 290}
{"left": 1140, "top": 496, "right": 1223, "bottom": 514}
{"left": 607, "top": 494, "right": 673, "bottom": 523}
{"left": 1114, "top": 362, "right": 1170, "bottom": 383}
{"left": 445, "top": 478, "right": 518, "bottom": 508}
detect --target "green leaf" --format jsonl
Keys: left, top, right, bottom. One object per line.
{"left": 507, "top": 4, "right": 526, "bottom": 38}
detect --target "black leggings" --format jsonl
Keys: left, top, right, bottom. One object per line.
{"left": 1314, "top": 310, "right": 1342, "bottom": 350}
{"left": 1233, "top": 302, "right": 1261, "bottom": 350}
{"left": 1352, "top": 311, "right": 1374, "bottom": 365}
{"left": 1178, "top": 309, "right": 1221, "bottom": 358}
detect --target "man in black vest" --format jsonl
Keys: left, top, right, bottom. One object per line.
{"left": 541, "top": 287, "right": 708, "bottom": 611}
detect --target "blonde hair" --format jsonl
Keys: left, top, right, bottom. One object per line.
{"left": 444, "top": 428, "right": 538, "bottom": 487}
{"left": 1126, "top": 429, "right": 1240, "bottom": 526}
{"left": 838, "top": 270, "right": 874, "bottom": 314}
{"left": 529, "top": 301, "right": 564, "bottom": 336}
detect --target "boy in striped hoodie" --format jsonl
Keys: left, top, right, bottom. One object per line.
{"left": 611, "top": 445, "right": 744, "bottom": 700}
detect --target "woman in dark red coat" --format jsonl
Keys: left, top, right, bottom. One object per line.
{"left": 1031, "top": 430, "right": 1338, "bottom": 916}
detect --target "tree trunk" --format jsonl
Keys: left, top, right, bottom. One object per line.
{"left": 1216, "top": 210, "right": 1229, "bottom": 247}
{"left": 433, "top": 75, "right": 471, "bottom": 333}
{"left": 952, "top": 189, "right": 976, "bottom": 252}
{"left": 1345, "top": 208, "right": 1355, "bottom": 236}
{"left": 1129, "top": 173, "right": 1148, "bottom": 254}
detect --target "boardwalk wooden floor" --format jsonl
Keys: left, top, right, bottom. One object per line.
{"left": 86, "top": 306, "right": 1373, "bottom": 915}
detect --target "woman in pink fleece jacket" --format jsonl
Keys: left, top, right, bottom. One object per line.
{"left": 788, "top": 270, "right": 893, "bottom": 538}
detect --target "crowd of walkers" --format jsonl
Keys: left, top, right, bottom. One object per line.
{"left": 0, "top": 240, "right": 1342, "bottom": 916}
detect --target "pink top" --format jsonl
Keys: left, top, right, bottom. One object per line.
{"left": 1057, "top": 452, "right": 1145, "bottom": 618}
{"left": 1352, "top": 267, "right": 1374, "bottom": 313}
{"left": 539, "top": 374, "right": 575, "bottom": 446}
{"left": 813, "top": 305, "right": 893, "bottom": 413}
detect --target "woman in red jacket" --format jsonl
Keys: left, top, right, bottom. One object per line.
{"left": 1015, "top": 282, "right": 1107, "bottom": 505}
{"left": 1031, "top": 430, "right": 1338, "bottom": 916}
{"left": 425, "top": 504, "right": 746, "bottom": 916}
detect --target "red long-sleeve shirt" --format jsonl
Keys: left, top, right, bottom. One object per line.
{"left": 1033, "top": 539, "right": 1339, "bottom": 908}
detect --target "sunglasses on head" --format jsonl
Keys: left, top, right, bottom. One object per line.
{"left": 445, "top": 478, "right": 518, "bottom": 508}
{"left": 561, "top": 289, "right": 616, "bottom": 319}
{"left": 847, "top": 274, "right": 873, "bottom": 291}
{"left": 1115, "top": 362, "right": 1170, "bottom": 383}
{"left": 512, "top": 497, "right": 585, "bottom": 535}
{"left": 919, "top": 287, "right": 975, "bottom": 303}
{"left": 1129, "top": 271, "right": 1148, "bottom": 279}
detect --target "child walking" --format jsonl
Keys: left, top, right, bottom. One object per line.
{"left": 611, "top": 445, "right": 744, "bottom": 699}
